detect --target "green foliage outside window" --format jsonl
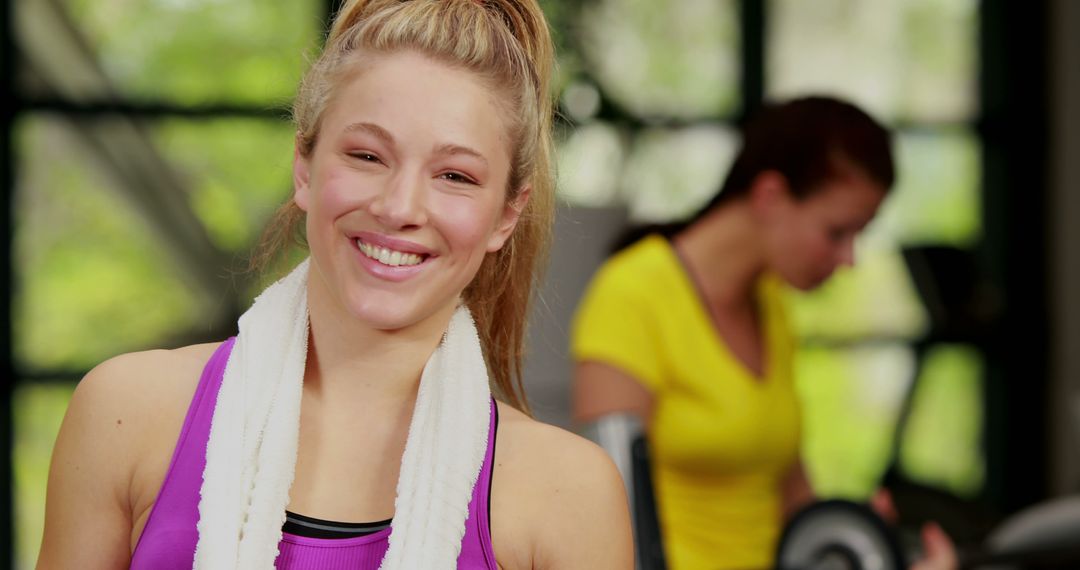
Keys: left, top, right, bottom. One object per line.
{"left": 61, "top": 0, "right": 322, "bottom": 105}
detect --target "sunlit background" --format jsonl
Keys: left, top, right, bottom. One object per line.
{"left": 4, "top": 0, "right": 1080, "bottom": 567}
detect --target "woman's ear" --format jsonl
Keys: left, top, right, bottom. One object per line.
{"left": 748, "top": 170, "right": 793, "bottom": 221}
{"left": 293, "top": 145, "right": 312, "bottom": 212}
{"left": 487, "top": 186, "right": 531, "bottom": 252}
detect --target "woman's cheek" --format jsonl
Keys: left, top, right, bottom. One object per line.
{"left": 431, "top": 193, "right": 501, "bottom": 245}
{"left": 812, "top": 234, "right": 836, "bottom": 265}
{"left": 318, "top": 171, "right": 383, "bottom": 221}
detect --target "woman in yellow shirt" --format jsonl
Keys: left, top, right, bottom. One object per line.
{"left": 572, "top": 97, "right": 955, "bottom": 570}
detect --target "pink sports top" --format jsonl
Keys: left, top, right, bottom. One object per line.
{"left": 130, "top": 337, "right": 499, "bottom": 569}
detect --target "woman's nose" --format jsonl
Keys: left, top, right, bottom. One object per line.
{"left": 369, "top": 171, "right": 428, "bottom": 230}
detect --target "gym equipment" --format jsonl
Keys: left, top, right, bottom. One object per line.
{"left": 776, "top": 496, "right": 1080, "bottom": 570}
{"left": 776, "top": 500, "right": 906, "bottom": 570}
{"left": 580, "top": 413, "right": 643, "bottom": 514}
{"left": 631, "top": 436, "right": 667, "bottom": 570}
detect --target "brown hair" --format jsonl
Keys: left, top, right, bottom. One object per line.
{"left": 712, "top": 96, "right": 894, "bottom": 206}
{"left": 255, "top": 0, "right": 556, "bottom": 413}
{"left": 613, "top": 96, "right": 894, "bottom": 251}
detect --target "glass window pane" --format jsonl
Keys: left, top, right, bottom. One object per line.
{"left": 767, "top": 0, "right": 977, "bottom": 123}
{"left": 153, "top": 119, "right": 295, "bottom": 252}
{"left": 866, "top": 130, "right": 981, "bottom": 248}
{"left": 15, "top": 116, "right": 210, "bottom": 370}
{"left": 619, "top": 125, "right": 738, "bottom": 222}
{"left": 787, "top": 248, "right": 930, "bottom": 340}
{"left": 557, "top": 121, "right": 626, "bottom": 207}
{"left": 899, "top": 344, "right": 985, "bottom": 497}
{"left": 54, "top": 0, "right": 322, "bottom": 105}
{"left": 796, "top": 345, "right": 916, "bottom": 499}
{"left": 15, "top": 383, "right": 76, "bottom": 570}
{"left": 578, "top": 0, "right": 739, "bottom": 120}
{"left": 798, "top": 347, "right": 985, "bottom": 503}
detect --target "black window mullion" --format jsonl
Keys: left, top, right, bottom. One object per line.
{"left": 18, "top": 98, "right": 291, "bottom": 121}
{"left": 738, "top": 0, "right": 765, "bottom": 121}
{"left": 978, "top": 0, "right": 1051, "bottom": 515}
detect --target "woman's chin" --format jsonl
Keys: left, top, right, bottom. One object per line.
{"left": 781, "top": 270, "right": 829, "bottom": 292}
{"left": 342, "top": 294, "right": 455, "bottom": 334}
{"left": 345, "top": 305, "right": 418, "bottom": 332}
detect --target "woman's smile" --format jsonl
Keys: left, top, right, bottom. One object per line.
{"left": 350, "top": 231, "right": 436, "bottom": 282}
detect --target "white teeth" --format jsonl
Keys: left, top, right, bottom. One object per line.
{"left": 355, "top": 239, "right": 425, "bottom": 267}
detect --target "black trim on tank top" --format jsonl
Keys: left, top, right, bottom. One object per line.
{"left": 282, "top": 510, "right": 392, "bottom": 539}
{"left": 487, "top": 400, "right": 499, "bottom": 528}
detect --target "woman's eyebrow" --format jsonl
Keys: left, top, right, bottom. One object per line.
{"left": 343, "top": 121, "right": 396, "bottom": 147}
{"left": 434, "top": 143, "right": 488, "bottom": 167}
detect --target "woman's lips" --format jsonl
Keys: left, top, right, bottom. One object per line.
{"left": 351, "top": 231, "right": 435, "bottom": 256}
{"left": 350, "top": 235, "right": 434, "bottom": 281}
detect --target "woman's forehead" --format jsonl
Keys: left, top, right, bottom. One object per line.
{"left": 319, "top": 52, "right": 513, "bottom": 160}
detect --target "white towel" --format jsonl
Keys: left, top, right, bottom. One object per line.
{"left": 194, "top": 258, "right": 493, "bottom": 569}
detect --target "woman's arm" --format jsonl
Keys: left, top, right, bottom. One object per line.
{"left": 37, "top": 357, "right": 142, "bottom": 568}
{"left": 534, "top": 434, "right": 634, "bottom": 569}
{"left": 780, "top": 461, "right": 816, "bottom": 521}
{"left": 573, "top": 361, "right": 654, "bottom": 425}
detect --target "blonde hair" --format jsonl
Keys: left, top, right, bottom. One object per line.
{"left": 257, "top": 0, "right": 556, "bottom": 413}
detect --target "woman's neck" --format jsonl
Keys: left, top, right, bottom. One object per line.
{"left": 672, "top": 203, "right": 766, "bottom": 310}
{"left": 301, "top": 278, "right": 455, "bottom": 407}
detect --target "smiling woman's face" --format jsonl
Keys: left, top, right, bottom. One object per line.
{"left": 293, "top": 50, "right": 525, "bottom": 332}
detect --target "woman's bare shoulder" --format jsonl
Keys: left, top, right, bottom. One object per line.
{"left": 495, "top": 402, "right": 620, "bottom": 479}
{"left": 61, "top": 342, "right": 223, "bottom": 470}
{"left": 73, "top": 342, "right": 222, "bottom": 420}
{"left": 39, "top": 342, "right": 224, "bottom": 565}
{"left": 492, "top": 402, "right": 633, "bottom": 569}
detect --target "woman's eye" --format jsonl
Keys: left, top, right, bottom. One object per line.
{"left": 440, "top": 171, "right": 476, "bottom": 185}
{"left": 349, "top": 152, "right": 381, "bottom": 163}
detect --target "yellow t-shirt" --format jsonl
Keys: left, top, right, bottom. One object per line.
{"left": 571, "top": 235, "right": 801, "bottom": 570}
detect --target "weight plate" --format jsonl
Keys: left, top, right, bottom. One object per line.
{"left": 776, "top": 499, "right": 907, "bottom": 570}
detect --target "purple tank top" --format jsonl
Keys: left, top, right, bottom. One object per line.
{"left": 130, "top": 338, "right": 499, "bottom": 569}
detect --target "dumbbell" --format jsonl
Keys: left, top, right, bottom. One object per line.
{"left": 776, "top": 499, "right": 1080, "bottom": 570}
